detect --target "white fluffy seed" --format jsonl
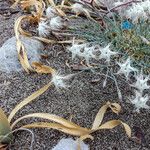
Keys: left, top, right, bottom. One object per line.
{"left": 38, "top": 20, "right": 51, "bottom": 37}
{"left": 72, "top": 3, "right": 84, "bottom": 14}
{"left": 49, "top": 16, "right": 68, "bottom": 31}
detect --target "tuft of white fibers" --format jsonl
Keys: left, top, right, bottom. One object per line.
{"left": 51, "top": 71, "right": 74, "bottom": 89}
{"left": 72, "top": 3, "right": 85, "bottom": 14}
{"left": 52, "top": 138, "right": 89, "bottom": 150}
{"left": 67, "top": 41, "right": 98, "bottom": 64}
{"left": 125, "top": 0, "right": 150, "bottom": 23}
{"left": 82, "top": 46, "right": 97, "bottom": 64}
{"left": 116, "top": 57, "right": 138, "bottom": 79}
{"left": 68, "top": 41, "right": 118, "bottom": 64}
{"left": 49, "top": 16, "right": 68, "bottom": 31}
{"left": 46, "top": 6, "right": 58, "bottom": 19}
{"left": 130, "top": 90, "right": 149, "bottom": 112}
{"left": 0, "top": 36, "right": 44, "bottom": 73}
{"left": 67, "top": 42, "right": 86, "bottom": 60}
{"left": 130, "top": 71, "right": 150, "bottom": 93}
{"left": 99, "top": 43, "right": 117, "bottom": 63}
{"left": 38, "top": 19, "right": 51, "bottom": 37}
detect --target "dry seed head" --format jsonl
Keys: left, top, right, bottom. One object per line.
{"left": 51, "top": 71, "right": 74, "bottom": 89}
{"left": 130, "top": 90, "right": 149, "bottom": 112}
{"left": 82, "top": 46, "right": 98, "bottom": 64}
{"left": 130, "top": 72, "right": 150, "bottom": 93}
{"left": 46, "top": 6, "right": 58, "bottom": 19}
{"left": 117, "top": 57, "right": 138, "bottom": 79}
{"left": 38, "top": 19, "right": 51, "bottom": 37}
{"left": 72, "top": 3, "right": 85, "bottom": 14}
{"left": 49, "top": 16, "right": 68, "bottom": 31}
{"left": 67, "top": 42, "right": 87, "bottom": 60}
{"left": 99, "top": 44, "right": 117, "bottom": 63}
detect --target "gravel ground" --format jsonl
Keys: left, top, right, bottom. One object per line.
{"left": 0, "top": 1, "right": 150, "bottom": 150}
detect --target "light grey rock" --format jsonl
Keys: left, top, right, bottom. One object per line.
{"left": 0, "top": 36, "right": 44, "bottom": 73}
{"left": 52, "top": 138, "right": 89, "bottom": 150}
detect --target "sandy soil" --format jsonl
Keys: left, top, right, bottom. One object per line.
{"left": 0, "top": 1, "right": 150, "bottom": 150}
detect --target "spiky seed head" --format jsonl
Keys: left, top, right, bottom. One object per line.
{"left": 117, "top": 57, "right": 138, "bottom": 79}
{"left": 38, "top": 19, "right": 51, "bottom": 37}
{"left": 130, "top": 90, "right": 149, "bottom": 112}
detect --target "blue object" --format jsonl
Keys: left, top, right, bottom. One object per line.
{"left": 121, "top": 20, "right": 133, "bottom": 30}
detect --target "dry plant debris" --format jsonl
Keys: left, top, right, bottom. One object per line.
{"left": 0, "top": 0, "right": 150, "bottom": 149}
{"left": 0, "top": 88, "right": 131, "bottom": 149}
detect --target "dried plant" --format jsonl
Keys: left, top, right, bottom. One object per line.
{"left": 0, "top": 97, "right": 131, "bottom": 149}
{"left": 0, "top": 61, "right": 131, "bottom": 148}
{"left": 2, "top": 0, "right": 149, "bottom": 149}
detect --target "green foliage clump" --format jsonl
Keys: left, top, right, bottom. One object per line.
{"left": 70, "top": 16, "right": 150, "bottom": 73}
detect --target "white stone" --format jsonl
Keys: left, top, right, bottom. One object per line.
{"left": 52, "top": 138, "right": 89, "bottom": 150}
{"left": 0, "top": 36, "right": 44, "bottom": 73}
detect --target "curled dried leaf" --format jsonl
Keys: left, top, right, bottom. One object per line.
{"left": 92, "top": 102, "right": 110, "bottom": 130}
{"left": 121, "top": 122, "right": 131, "bottom": 138}
{"left": 32, "top": 62, "right": 56, "bottom": 74}
{"left": 16, "top": 40, "right": 33, "bottom": 73}
{"left": 14, "top": 15, "right": 32, "bottom": 39}
{"left": 97, "top": 120, "right": 121, "bottom": 130}
{"left": 8, "top": 82, "right": 52, "bottom": 123}
{"left": 94, "top": 120, "right": 131, "bottom": 138}
{"left": 14, "top": 101, "right": 130, "bottom": 140}
{"left": 15, "top": 15, "right": 34, "bottom": 73}
{"left": 80, "top": 134, "right": 94, "bottom": 141}
{"left": 109, "top": 103, "right": 121, "bottom": 114}
{"left": 92, "top": 102, "right": 121, "bottom": 130}
{"left": 22, "top": 122, "right": 89, "bottom": 136}
{"left": 11, "top": 113, "right": 89, "bottom": 132}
